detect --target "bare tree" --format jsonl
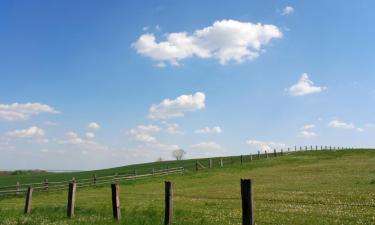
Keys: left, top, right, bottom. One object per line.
{"left": 172, "top": 149, "right": 186, "bottom": 160}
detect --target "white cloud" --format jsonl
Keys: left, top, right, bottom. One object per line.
{"left": 299, "top": 130, "right": 316, "bottom": 138}
{"left": 59, "top": 131, "right": 108, "bottom": 151}
{"left": 357, "top": 128, "right": 364, "bottom": 132}
{"left": 288, "top": 73, "right": 326, "bottom": 96}
{"left": 302, "top": 124, "right": 315, "bottom": 130}
{"left": 129, "top": 124, "right": 161, "bottom": 143}
{"left": 281, "top": 6, "right": 295, "bottom": 15}
{"left": 60, "top": 132, "right": 84, "bottom": 144}
{"left": 6, "top": 126, "right": 48, "bottom": 143}
{"left": 163, "top": 122, "right": 181, "bottom": 134}
{"left": 85, "top": 132, "right": 95, "bottom": 139}
{"left": 7, "top": 126, "right": 45, "bottom": 138}
{"left": 190, "top": 141, "right": 222, "bottom": 150}
{"left": 0, "top": 102, "right": 59, "bottom": 121}
{"left": 328, "top": 120, "right": 355, "bottom": 129}
{"left": 132, "top": 19, "right": 282, "bottom": 66}
{"left": 88, "top": 122, "right": 100, "bottom": 130}
{"left": 246, "top": 140, "right": 286, "bottom": 152}
{"left": 195, "top": 126, "right": 223, "bottom": 134}
{"left": 148, "top": 92, "right": 205, "bottom": 120}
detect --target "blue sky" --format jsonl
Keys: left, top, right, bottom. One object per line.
{"left": 1, "top": 0, "right": 374, "bottom": 170}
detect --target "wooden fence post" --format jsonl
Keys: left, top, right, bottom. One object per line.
{"left": 281, "top": 149, "right": 283, "bottom": 155}
{"left": 24, "top": 186, "right": 33, "bottom": 214}
{"left": 294, "top": 146, "right": 297, "bottom": 151}
{"left": 249, "top": 153, "right": 252, "bottom": 161}
{"left": 16, "top": 181, "right": 20, "bottom": 196}
{"left": 164, "top": 181, "right": 173, "bottom": 225}
{"left": 44, "top": 179, "right": 48, "bottom": 191}
{"left": 265, "top": 151, "right": 268, "bottom": 158}
{"left": 300, "top": 146, "right": 302, "bottom": 151}
{"left": 220, "top": 159, "right": 223, "bottom": 167}
{"left": 273, "top": 149, "right": 276, "bottom": 157}
{"left": 209, "top": 159, "right": 212, "bottom": 168}
{"left": 67, "top": 181, "right": 76, "bottom": 218}
{"left": 288, "top": 147, "right": 290, "bottom": 152}
{"left": 195, "top": 161, "right": 198, "bottom": 171}
{"left": 93, "top": 174, "right": 97, "bottom": 186}
{"left": 257, "top": 151, "right": 260, "bottom": 160}
{"left": 152, "top": 168, "right": 155, "bottom": 176}
{"left": 241, "top": 179, "right": 254, "bottom": 225}
{"left": 111, "top": 183, "right": 121, "bottom": 221}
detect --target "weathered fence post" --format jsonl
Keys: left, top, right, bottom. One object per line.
{"left": 209, "top": 159, "right": 212, "bottom": 168}
{"left": 241, "top": 179, "right": 254, "bottom": 225}
{"left": 273, "top": 149, "right": 277, "bottom": 157}
{"left": 111, "top": 183, "right": 121, "bottom": 221}
{"left": 44, "top": 179, "right": 48, "bottom": 191}
{"left": 24, "top": 186, "right": 33, "bottom": 214}
{"left": 16, "top": 181, "right": 20, "bottom": 196}
{"left": 164, "top": 181, "right": 173, "bottom": 225}
{"left": 257, "top": 151, "right": 260, "bottom": 160}
{"left": 67, "top": 181, "right": 76, "bottom": 218}
{"left": 93, "top": 174, "right": 97, "bottom": 186}
{"left": 220, "top": 159, "right": 223, "bottom": 167}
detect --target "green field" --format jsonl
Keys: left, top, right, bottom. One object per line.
{"left": 0, "top": 149, "right": 374, "bottom": 225}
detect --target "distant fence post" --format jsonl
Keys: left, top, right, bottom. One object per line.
{"left": 241, "top": 179, "right": 254, "bottom": 225}
{"left": 24, "top": 186, "right": 33, "bottom": 214}
{"left": 67, "top": 181, "right": 76, "bottom": 218}
{"left": 241, "top": 155, "right": 243, "bottom": 164}
{"left": 249, "top": 153, "right": 252, "bottom": 161}
{"left": 164, "top": 181, "right": 173, "bottom": 225}
{"left": 93, "top": 174, "right": 97, "bottom": 186}
{"left": 300, "top": 146, "right": 302, "bottom": 151}
{"left": 44, "top": 179, "right": 48, "bottom": 191}
{"left": 288, "top": 147, "right": 290, "bottom": 152}
{"left": 195, "top": 161, "right": 198, "bottom": 171}
{"left": 265, "top": 151, "right": 268, "bottom": 158}
{"left": 152, "top": 168, "right": 155, "bottom": 176}
{"left": 111, "top": 183, "right": 121, "bottom": 221}
{"left": 281, "top": 149, "right": 283, "bottom": 155}
{"left": 273, "top": 149, "right": 276, "bottom": 157}
{"left": 209, "top": 159, "right": 212, "bottom": 168}
{"left": 16, "top": 181, "right": 20, "bottom": 196}
{"left": 220, "top": 159, "right": 223, "bottom": 167}
{"left": 257, "top": 151, "right": 260, "bottom": 160}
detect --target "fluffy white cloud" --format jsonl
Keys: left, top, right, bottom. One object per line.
{"left": 7, "top": 126, "right": 45, "bottom": 138}
{"left": 129, "top": 124, "right": 161, "bottom": 143}
{"left": 88, "top": 122, "right": 100, "bottom": 130}
{"left": 59, "top": 131, "right": 108, "bottom": 151}
{"left": 149, "top": 92, "right": 205, "bottom": 120}
{"left": 195, "top": 126, "right": 223, "bottom": 134}
{"left": 85, "top": 132, "right": 95, "bottom": 139}
{"left": 288, "top": 73, "right": 326, "bottom": 96}
{"left": 328, "top": 120, "right": 355, "bottom": 129}
{"left": 132, "top": 19, "right": 282, "bottom": 66}
{"left": 281, "top": 6, "right": 295, "bottom": 15}
{"left": 0, "top": 102, "right": 59, "bottom": 121}
{"left": 60, "top": 132, "right": 84, "bottom": 144}
{"left": 246, "top": 140, "right": 286, "bottom": 152}
{"left": 163, "top": 122, "right": 181, "bottom": 134}
{"left": 299, "top": 130, "right": 316, "bottom": 138}
{"left": 6, "top": 126, "right": 48, "bottom": 143}
{"left": 190, "top": 142, "right": 222, "bottom": 150}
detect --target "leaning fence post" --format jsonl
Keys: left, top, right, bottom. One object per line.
{"left": 111, "top": 183, "right": 121, "bottom": 221}
{"left": 164, "top": 181, "right": 173, "bottom": 225}
{"left": 24, "top": 186, "right": 33, "bottom": 214}
{"left": 44, "top": 179, "right": 48, "bottom": 191}
{"left": 67, "top": 181, "right": 76, "bottom": 218}
{"left": 241, "top": 179, "right": 254, "bottom": 225}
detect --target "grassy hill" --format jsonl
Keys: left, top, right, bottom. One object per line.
{"left": 0, "top": 149, "right": 374, "bottom": 224}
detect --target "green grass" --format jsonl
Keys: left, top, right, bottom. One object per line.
{"left": 1, "top": 149, "right": 375, "bottom": 224}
